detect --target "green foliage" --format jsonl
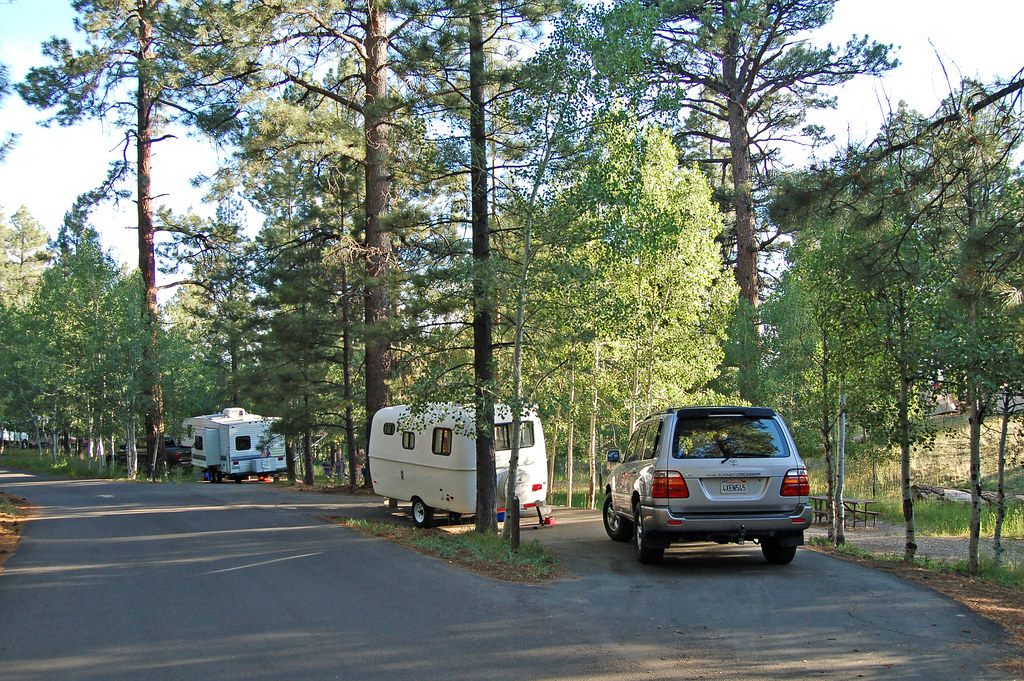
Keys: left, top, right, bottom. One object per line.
{"left": 550, "top": 115, "right": 736, "bottom": 424}
{"left": 0, "top": 60, "right": 15, "bottom": 162}
{"left": 0, "top": 207, "right": 51, "bottom": 306}
{"left": 4, "top": 453, "right": 116, "bottom": 480}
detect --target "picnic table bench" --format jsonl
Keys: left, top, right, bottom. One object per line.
{"left": 809, "top": 495, "right": 879, "bottom": 527}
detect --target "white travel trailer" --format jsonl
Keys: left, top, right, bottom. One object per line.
{"left": 183, "top": 408, "right": 287, "bottom": 483}
{"left": 368, "top": 403, "right": 549, "bottom": 528}
{"left": 1, "top": 430, "right": 30, "bottom": 448}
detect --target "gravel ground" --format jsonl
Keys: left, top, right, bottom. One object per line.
{"left": 807, "top": 519, "right": 1024, "bottom": 566}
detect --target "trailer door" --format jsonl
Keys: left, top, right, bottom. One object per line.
{"left": 204, "top": 428, "right": 222, "bottom": 468}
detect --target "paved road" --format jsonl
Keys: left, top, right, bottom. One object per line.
{"left": 0, "top": 466, "right": 1015, "bottom": 681}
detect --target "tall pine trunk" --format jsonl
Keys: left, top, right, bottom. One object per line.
{"left": 470, "top": 5, "right": 497, "bottom": 532}
{"left": 137, "top": 1, "right": 164, "bottom": 481}
{"left": 362, "top": 0, "right": 393, "bottom": 474}
{"left": 723, "top": 30, "right": 758, "bottom": 309}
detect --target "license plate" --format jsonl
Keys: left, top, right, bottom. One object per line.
{"left": 721, "top": 480, "right": 748, "bottom": 494}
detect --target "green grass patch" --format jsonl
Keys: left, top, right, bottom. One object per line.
{"left": 1, "top": 453, "right": 201, "bottom": 483}
{"left": 547, "top": 488, "right": 604, "bottom": 509}
{"left": 330, "top": 516, "right": 561, "bottom": 583}
{"left": 0, "top": 493, "right": 21, "bottom": 516}
{"left": 808, "top": 535, "right": 876, "bottom": 559}
{"left": 813, "top": 536, "right": 1024, "bottom": 590}
{"left": 864, "top": 497, "right": 1024, "bottom": 539}
{"left": 2, "top": 453, "right": 115, "bottom": 479}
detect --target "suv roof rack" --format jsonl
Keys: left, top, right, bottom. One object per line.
{"left": 672, "top": 406, "right": 776, "bottom": 419}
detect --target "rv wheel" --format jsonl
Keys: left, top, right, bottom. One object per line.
{"left": 412, "top": 498, "right": 433, "bottom": 529}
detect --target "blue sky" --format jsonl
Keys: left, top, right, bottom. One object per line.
{"left": 1, "top": 0, "right": 1022, "bottom": 266}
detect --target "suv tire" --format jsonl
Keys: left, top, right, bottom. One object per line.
{"left": 760, "top": 537, "right": 797, "bottom": 565}
{"left": 603, "top": 495, "right": 633, "bottom": 542}
{"left": 633, "top": 502, "right": 664, "bottom": 564}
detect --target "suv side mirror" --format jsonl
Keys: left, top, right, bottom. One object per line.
{"left": 607, "top": 449, "right": 621, "bottom": 463}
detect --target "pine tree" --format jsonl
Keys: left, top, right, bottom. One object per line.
{"left": 18, "top": 0, "right": 212, "bottom": 477}
{"left": 594, "top": 0, "right": 896, "bottom": 308}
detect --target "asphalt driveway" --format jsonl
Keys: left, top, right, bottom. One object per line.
{"left": 0, "top": 467, "right": 1015, "bottom": 681}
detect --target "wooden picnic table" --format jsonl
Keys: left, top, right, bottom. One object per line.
{"left": 809, "top": 495, "right": 879, "bottom": 527}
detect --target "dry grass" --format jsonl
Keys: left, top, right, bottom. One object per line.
{"left": 0, "top": 491, "right": 31, "bottom": 572}
{"left": 807, "top": 414, "right": 1024, "bottom": 499}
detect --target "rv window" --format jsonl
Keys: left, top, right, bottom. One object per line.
{"left": 194, "top": 436, "right": 203, "bottom": 451}
{"left": 519, "top": 422, "right": 535, "bottom": 448}
{"left": 236, "top": 436, "right": 252, "bottom": 451}
{"left": 494, "top": 422, "right": 535, "bottom": 450}
{"left": 494, "top": 424, "right": 510, "bottom": 451}
{"left": 402, "top": 432, "right": 415, "bottom": 450}
{"left": 383, "top": 422, "right": 396, "bottom": 436}
{"left": 432, "top": 428, "right": 452, "bottom": 456}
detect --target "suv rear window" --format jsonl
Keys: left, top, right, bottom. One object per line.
{"left": 671, "top": 416, "right": 787, "bottom": 459}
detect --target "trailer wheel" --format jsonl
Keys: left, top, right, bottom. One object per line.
{"left": 212, "top": 470, "right": 223, "bottom": 484}
{"left": 412, "top": 498, "right": 433, "bottom": 529}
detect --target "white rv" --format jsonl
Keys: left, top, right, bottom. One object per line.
{"left": 183, "top": 408, "right": 287, "bottom": 483}
{"left": 368, "top": 403, "right": 549, "bottom": 527}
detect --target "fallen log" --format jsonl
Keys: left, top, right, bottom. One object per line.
{"left": 911, "top": 484, "right": 1023, "bottom": 505}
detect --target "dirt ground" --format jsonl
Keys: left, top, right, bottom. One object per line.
{"left": 0, "top": 492, "right": 31, "bottom": 571}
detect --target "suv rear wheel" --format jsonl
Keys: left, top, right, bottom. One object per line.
{"left": 760, "top": 537, "right": 797, "bottom": 565}
{"left": 603, "top": 495, "right": 633, "bottom": 542}
{"left": 633, "top": 502, "right": 664, "bottom": 564}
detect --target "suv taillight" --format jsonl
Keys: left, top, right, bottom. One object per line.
{"left": 781, "top": 468, "right": 809, "bottom": 497}
{"left": 652, "top": 470, "right": 689, "bottom": 498}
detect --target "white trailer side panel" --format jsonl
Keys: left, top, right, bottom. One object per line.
{"left": 369, "top": 404, "right": 548, "bottom": 518}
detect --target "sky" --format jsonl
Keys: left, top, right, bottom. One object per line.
{"left": 1, "top": 0, "right": 1023, "bottom": 268}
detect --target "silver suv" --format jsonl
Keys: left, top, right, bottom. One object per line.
{"left": 603, "top": 406, "right": 811, "bottom": 565}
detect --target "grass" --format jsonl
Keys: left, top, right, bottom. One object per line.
{"left": 547, "top": 485, "right": 605, "bottom": 509}
{"left": 884, "top": 499, "right": 1024, "bottom": 538}
{"left": 1, "top": 452, "right": 200, "bottom": 483}
{"left": 3, "top": 452, "right": 116, "bottom": 479}
{"left": 811, "top": 534, "right": 1024, "bottom": 590}
{"left": 0, "top": 493, "right": 21, "bottom": 517}
{"left": 330, "top": 516, "right": 561, "bottom": 582}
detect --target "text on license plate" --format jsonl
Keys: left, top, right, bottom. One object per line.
{"left": 721, "top": 480, "right": 748, "bottom": 494}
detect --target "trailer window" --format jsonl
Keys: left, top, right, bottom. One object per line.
{"left": 194, "top": 436, "right": 203, "bottom": 451}
{"left": 383, "top": 422, "right": 396, "bottom": 435}
{"left": 235, "top": 436, "right": 252, "bottom": 451}
{"left": 432, "top": 428, "right": 452, "bottom": 456}
{"left": 402, "top": 432, "right": 415, "bottom": 450}
{"left": 494, "top": 422, "right": 535, "bottom": 450}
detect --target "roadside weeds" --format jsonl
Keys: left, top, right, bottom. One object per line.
{"left": 323, "top": 515, "right": 563, "bottom": 583}
{"left": 0, "top": 491, "right": 31, "bottom": 571}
